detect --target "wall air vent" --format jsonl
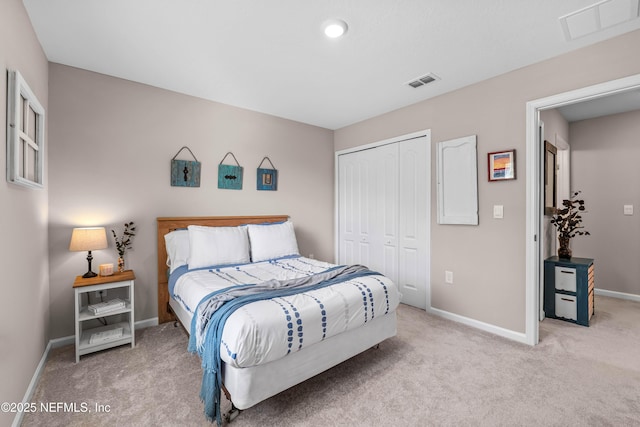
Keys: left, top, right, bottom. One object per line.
{"left": 407, "top": 73, "right": 440, "bottom": 88}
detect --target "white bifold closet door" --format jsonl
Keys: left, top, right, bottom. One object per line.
{"left": 338, "top": 135, "right": 429, "bottom": 309}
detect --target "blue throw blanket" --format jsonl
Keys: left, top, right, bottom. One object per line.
{"left": 188, "top": 264, "right": 377, "bottom": 425}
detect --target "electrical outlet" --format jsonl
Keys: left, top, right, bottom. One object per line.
{"left": 445, "top": 270, "right": 453, "bottom": 284}
{"left": 95, "top": 290, "right": 107, "bottom": 299}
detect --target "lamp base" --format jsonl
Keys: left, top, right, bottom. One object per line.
{"left": 83, "top": 250, "right": 97, "bottom": 278}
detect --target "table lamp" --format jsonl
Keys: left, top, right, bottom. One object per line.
{"left": 69, "top": 227, "right": 108, "bottom": 278}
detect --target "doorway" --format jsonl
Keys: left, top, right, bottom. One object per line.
{"left": 525, "top": 73, "right": 640, "bottom": 345}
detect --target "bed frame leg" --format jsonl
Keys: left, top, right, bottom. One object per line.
{"left": 225, "top": 403, "right": 242, "bottom": 423}
{"left": 221, "top": 384, "right": 242, "bottom": 422}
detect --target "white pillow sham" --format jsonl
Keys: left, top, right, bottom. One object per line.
{"left": 247, "top": 221, "right": 299, "bottom": 262}
{"left": 187, "top": 225, "right": 250, "bottom": 269}
{"left": 164, "top": 229, "right": 190, "bottom": 274}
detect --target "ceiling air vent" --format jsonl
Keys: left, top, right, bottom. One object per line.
{"left": 407, "top": 73, "right": 439, "bottom": 88}
{"left": 559, "top": 0, "right": 640, "bottom": 41}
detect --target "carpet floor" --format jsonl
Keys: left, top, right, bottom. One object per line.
{"left": 22, "top": 296, "right": 640, "bottom": 426}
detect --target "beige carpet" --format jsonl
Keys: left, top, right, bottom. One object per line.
{"left": 22, "top": 296, "right": 640, "bottom": 426}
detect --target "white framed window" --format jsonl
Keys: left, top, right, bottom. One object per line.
{"left": 6, "top": 70, "right": 45, "bottom": 189}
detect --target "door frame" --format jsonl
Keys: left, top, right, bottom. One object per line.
{"left": 525, "top": 73, "right": 640, "bottom": 345}
{"left": 335, "top": 129, "right": 431, "bottom": 308}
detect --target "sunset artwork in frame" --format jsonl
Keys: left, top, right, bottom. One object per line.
{"left": 488, "top": 149, "right": 516, "bottom": 181}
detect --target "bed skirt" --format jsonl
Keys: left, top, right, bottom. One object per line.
{"left": 169, "top": 297, "right": 397, "bottom": 409}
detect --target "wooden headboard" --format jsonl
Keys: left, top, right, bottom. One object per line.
{"left": 156, "top": 215, "right": 289, "bottom": 323}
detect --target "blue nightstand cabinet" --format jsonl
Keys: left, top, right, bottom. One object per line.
{"left": 544, "top": 256, "right": 594, "bottom": 326}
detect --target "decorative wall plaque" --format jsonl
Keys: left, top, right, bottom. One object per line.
{"left": 256, "top": 157, "right": 278, "bottom": 191}
{"left": 171, "top": 146, "right": 201, "bottom": 187}
{"left": 218, "top": 152, "right": 243, "bottom": 190}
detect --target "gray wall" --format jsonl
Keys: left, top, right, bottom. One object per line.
{"left": 0, "top": 1, "right": 49, "bottom": 425}
{"left": 335, "top": 29, "right": 640, "bottom": 333}
{"left": 47, "top": 64, "right": 335, "bottom": 338}
{"left": 570, "top": 109, "right": 640, "bottom": 296}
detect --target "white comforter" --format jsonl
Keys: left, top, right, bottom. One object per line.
{"left": 172, "top": 257, "right": 399, "bottom": 368}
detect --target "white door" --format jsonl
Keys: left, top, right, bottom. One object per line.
{"left": 338, "top": 144, "right": 397, "bottom": 276}
{"left": 338, "top": 148, "right": 375, "bottom": 268}
{"left": 373, "top": 143, "right": 399, "bottom": 282}
{"left": 337, "top": 131, "right": 430, "bottom": 310}
{"left": 397, "top": 137, "right": 429, "bottom": 309}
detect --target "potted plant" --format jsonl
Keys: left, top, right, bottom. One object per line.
{"left": 111, "top": 221, "right": 136, "bottom": 272}
{"left": 549, "top": 191, "right": 590, "bottom": 259}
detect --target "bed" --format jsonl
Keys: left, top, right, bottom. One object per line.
{"left": 156, "top": 215, "right": 399, "bottom": 424}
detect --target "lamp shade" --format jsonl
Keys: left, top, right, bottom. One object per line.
{"left": 69, "top": 227, "right": 108, "bottom": 252}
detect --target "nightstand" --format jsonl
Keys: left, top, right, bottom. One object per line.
{"left": 73, "top": 270, "right": 135, "bottom": 362}
{"left": 543, "top": 257, "right": 594, "bottom": 326}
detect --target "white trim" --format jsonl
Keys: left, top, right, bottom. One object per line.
{"left": 6, "top": 70, "right": 46, "bottom": 189}
{"left": 595, "top": 288, "right": 640, "bottom": 303}
{"left": 11, "top": 340, "right": 52, "bottom": 427}
{"left": 334, "top": 129, "right": 430, "bottom": 157}
{"left": 526, "top": 73, "right": 640, "bottom": 347}
{"left": 12, "top": 317, "right": 159, "bottom": 426}
{"left": 426, "top": 307, "right": 529, "bottom": 345}
{"left": 525, "top": 102, "right": 540, "bottom": 346}
{"left": 134, "top": 317, "right": 159, "bottom": 330}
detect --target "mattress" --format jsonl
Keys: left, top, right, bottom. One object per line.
{"left": 170, "top": 256, "right": 400, "bottom": 368}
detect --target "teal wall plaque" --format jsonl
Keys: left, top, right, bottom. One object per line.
{"left": 257, "top": 156, "right": 278, "bottom": 191}
{"left": 171, "top": 147, "right": 201, "bottom": 187}
{"left": 218, "top": 152, "right": 243, "bottom": 190}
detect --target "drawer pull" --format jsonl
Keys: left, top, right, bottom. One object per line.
{"left": 560, "top": 297, "right": 574, "bottom": 302}
{"left": 560, "top": 271, "right": 575, "bottom": 275}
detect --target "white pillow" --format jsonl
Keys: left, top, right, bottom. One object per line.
{"left": 247, "top": 221, "right": 299, "bottom": 262}
{"left": 164, "top": 229, "right": 190, "bottom": 274}
{"left": 187, "top": 225, "right": 250, "bottom": 269}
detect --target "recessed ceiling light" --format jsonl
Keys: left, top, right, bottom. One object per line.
{"left": 323, "top": 19, "right": 348, "bottom": 38}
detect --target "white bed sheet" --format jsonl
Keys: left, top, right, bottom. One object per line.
{"left": 171, "top": 257, "right": 399, "bottom": 369}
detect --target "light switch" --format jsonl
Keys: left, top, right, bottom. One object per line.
{"left": 624, "top": 205, "right": 634, "bottom": 215}
{"left": 445, "top": 270, "right": 453, "bottom": 284}
{"left": 493, "top": 205, "right": 504, "bottom": 219}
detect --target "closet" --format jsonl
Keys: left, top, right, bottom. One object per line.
{"left": 337, "top": 131, "right": 430, "bottom": 309}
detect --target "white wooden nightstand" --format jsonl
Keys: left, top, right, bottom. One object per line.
{"left": 73, "top": 270, "right": 135, "bottom": 362}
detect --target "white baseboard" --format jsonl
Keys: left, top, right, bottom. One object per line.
{"left": 595, "top": 288, "right": 640, "bottom": 302}
{"left": 424, "top": 289, "right": 640, "bottom": 353}
{"left": 426, "top": 306, "right": 529, "bottom": 345}
{"left": 12, "top": 340, "right": 52, "bottom": 427}
{"left": 135, "top": 317, "right": 159, "bottom": 330}
{"left": 13, "top": 317, "right": 160, "bottom": 427}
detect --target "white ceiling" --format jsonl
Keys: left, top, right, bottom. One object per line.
{"left": 22, "top": 0, "right": 640, "bottom": 130}
{"left": 557, "top": 88, "right": 640, "bottom": 122}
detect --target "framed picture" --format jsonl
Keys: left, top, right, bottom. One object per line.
{"left": 487, "top": 149, "right": 516, "bottom": 181}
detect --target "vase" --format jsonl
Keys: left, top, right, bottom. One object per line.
{"left": 557, "top": 236, "right": 572, "bottom": 259}
{"left": 117, "top": 256, "right": 125, "bottom": 273}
